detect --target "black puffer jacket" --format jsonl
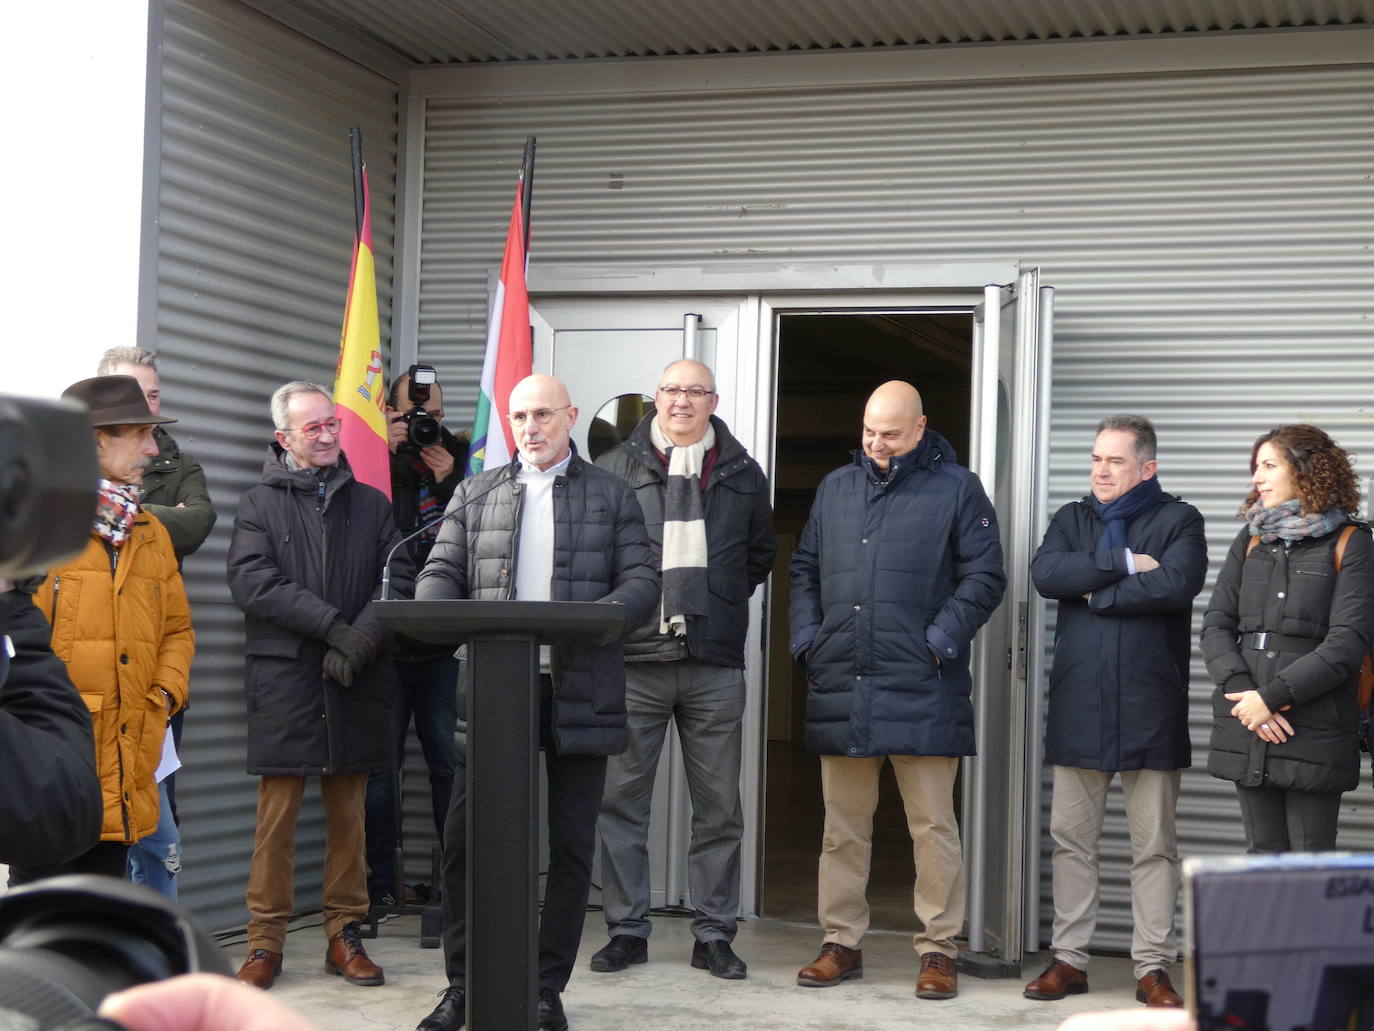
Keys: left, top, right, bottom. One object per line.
{"left": 595, "top": 414, "right": 776, "bottom": 668}
{"left": 415, "top": 448, "right": 659, "bottom": 756}
{"left": 227, "top": 446, "right": 409, "bottom": 776}
{"left": 789, "top": 431, "right": 1006, "bottom": 758}
{"left": 1201, "top": 524, "right": 1374, "bottom": 794}
{"left": 0, "top": 590, "right": 103, "bottom": 866}
{"left": 1032, "top": 494, "right": 1207, "bottom": 772}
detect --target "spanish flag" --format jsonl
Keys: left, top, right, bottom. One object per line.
{"left": 468, "top": 138, "right": 535, "bottom": 475}
{"left": 332, "top": 128, "right": 390, "bottom": 498}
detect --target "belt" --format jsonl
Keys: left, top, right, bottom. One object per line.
{"left": 1242, "top": 632, "right": 1320, "bottom": 654}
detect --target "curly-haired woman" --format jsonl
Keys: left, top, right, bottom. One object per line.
{"left": 1201, "top": 424, "right": 1374, "bottom": 851}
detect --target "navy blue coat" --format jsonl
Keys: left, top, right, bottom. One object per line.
{"left": 1031, "top": 493, "right": 1207, "bottom": 772}
{"left": 789, "top": 431, "right": 1006, "bottom": 758}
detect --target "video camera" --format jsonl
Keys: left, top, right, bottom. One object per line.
{"left": 397, "top": 364, "right": 442, "bottom": 454}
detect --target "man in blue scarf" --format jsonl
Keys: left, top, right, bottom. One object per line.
{"left": 1024, "top": 414, "right": 1207, "bottom": 1009}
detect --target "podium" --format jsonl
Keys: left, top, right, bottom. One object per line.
{"left": 370, "top": 599, "right": 626, "bottom": 1031}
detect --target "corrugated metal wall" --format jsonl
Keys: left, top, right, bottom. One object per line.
{"left": 415, "top": 52, "right": 1374, "bottom": 953}
{"left": 155, "top": 0, "right": 398, "bottom": 932}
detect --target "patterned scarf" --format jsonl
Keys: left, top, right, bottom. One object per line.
{"left": 1246, "top": 498, "right": 1347, "bottom": 544}
{"left": 409, "top": 455, "right": 442, "bottom": 540}
{"left": 650, "top": 418, "right": 714, "bottom": 636}
{"left": 1088, "top": 474, "right": 1165, "bottom": 551}
{"left": 94, "top": 479, "right": 141, "bottom": 549}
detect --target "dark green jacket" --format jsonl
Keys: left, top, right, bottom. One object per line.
{"left": 141, "top": 427, "right": 216, "bottom": 561}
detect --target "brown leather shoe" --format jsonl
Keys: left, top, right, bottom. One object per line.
{"left": 1136, "top": 968, "right": 1183, "bottom": 1007}
{"left": 1024, "top": 958, "right": 1089, "bottom": 1000}
{"left": 915, "top": 952, "right": 958, "bottom": 1000}
{"left": 796, "top": 942, "right": 863, "bottom": 987}
{"left": 235, "top": 948, "right": 282, "bottom": 990}
{"left": 325, "top": 921, "right": 385, "bottom": 986}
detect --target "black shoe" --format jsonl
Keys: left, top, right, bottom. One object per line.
{"left": 589, "top": 934, "right": 648, "bottom": 972}
{"left": 416, "top": 985, "right": 465, "bottom": 1031}
{"left": 691, "top": 939, "right": 747, "bottom": 980}
{"left": 537, "top": 987, "right": 568, "bottom": 1031}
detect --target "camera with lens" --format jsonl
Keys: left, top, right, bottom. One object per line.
{"left": 397, "top": 364, "right": 442, "bottom": 454}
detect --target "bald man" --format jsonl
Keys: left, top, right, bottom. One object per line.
{"left": 414, "top": 375, "right": 659, "bottom": 1031}
{"left": 789, "top": 381, "right": 1005, "bottom": 1002}
{"left": 592, "top": 360, "right": 776, "bottom": 980}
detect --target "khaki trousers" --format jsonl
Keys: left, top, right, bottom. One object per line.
{"left": 817, "top": 754, "right": 965, "bottom": 957}
{"left": 245, "top": 773, "right": 369, "bottom": 951}
{"left": 1048, "top": 765, "right": 1181, "bottom": 979}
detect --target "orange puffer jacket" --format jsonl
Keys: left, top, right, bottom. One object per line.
{"left": 35, "top": 512, "right": 194, "bottom": 843}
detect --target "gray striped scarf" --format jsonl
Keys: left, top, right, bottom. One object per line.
{"left": 650, "top": 418, "right": 714, "bottom": 636}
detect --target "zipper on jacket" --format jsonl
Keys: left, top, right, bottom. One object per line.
{"left": 50, "top": 575, "right": 60, "bottom": 624}
{"left": 507, "top": 480, "right": 524, "bottom": 600}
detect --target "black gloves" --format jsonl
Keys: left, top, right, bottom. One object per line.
{"left": 323, "top": 621, "right": 378, "bottom": 687}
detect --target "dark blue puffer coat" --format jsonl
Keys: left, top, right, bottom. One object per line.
{"left": 789, "top": 431, "right": 1006, "bottom": 758}
{"left": 1031, "top": 493, "right": 1207, "bottom": 772}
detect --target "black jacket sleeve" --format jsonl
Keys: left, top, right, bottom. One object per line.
{"left": 0, "top": 590, "right": 103, "bottom": 866}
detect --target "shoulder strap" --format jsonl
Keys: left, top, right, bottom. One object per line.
{"left": 1245, "top": 535, "right": 1260, "bottom": 557}
{"left": 1334, "top": 524, "right": 1357, "bottom": 573}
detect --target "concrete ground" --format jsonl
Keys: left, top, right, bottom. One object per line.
{"left": 249, "top": 913, "right": 1147, "bottom": 1030}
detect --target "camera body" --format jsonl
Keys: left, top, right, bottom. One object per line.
{"left": 397, "top": 364, "right": 442, "bottom": 454}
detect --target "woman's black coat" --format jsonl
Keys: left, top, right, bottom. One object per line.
{"left": 1201, "top": 524, "right": 1374, "bottom": 794}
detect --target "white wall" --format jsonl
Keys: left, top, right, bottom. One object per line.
{"left": 5, "top": 3, "right": 150, "bottom": 398}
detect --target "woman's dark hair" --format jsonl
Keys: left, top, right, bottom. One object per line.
{"left": 1242, "top": 424, "right": 1361, "bottom": 516}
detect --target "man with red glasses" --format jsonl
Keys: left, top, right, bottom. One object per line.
{"left": 227, "top": 380, "right": 409, "bottom": 992}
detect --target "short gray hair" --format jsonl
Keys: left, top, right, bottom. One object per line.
{"left": 97, "top": 346, "right": 157, "bottom": 374}
{"left": 1096, "top": 413, "right": 1157, "bottom": 464}
{"left": 271, "top": 381, "right": 332, "bottom": 431}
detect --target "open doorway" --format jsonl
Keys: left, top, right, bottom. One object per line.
{"left": 760, "top": 309, "right": 974, "bottom": 931}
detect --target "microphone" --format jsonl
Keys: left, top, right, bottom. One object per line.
{"left": 380, "top": 472, "right": 511, "bottom": 600}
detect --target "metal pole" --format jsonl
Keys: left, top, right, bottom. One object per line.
{"left": 348, "top": 127, "right": 365, "bottom": 238}
{"left": 520, "top": 136, "right": 536, "bottom": 254}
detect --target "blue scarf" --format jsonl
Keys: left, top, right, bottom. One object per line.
{"left": 1089, "top": 475, "right": 1165, "bottom": 551}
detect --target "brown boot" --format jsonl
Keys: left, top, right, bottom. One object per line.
{"left": 796, "top": 942, "right": 863, "bottom": 987}
{"left": 325, "top": 921, "right": 385, "bottom": 986}
{"left": 1136, "top": 969, "right": 1183, "bottom": 1007}
{"left": 1024, "top": 958, "right": 1089, "bottom": 1000}
{"left": 235, "top": 948, "right": 282, "bottom": 990}
{"left": 915, "top": 952, "right": 958, "bottom": 1000}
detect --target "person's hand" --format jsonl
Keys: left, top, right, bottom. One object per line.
{"left": 1133, "top": 553, "right": 1161, "bottom": 573}
{"left": 323, "top": 647, "right": 356, "bottom": 686}
{"left": 325, "top": 621, "right": 376, "bottom": 670}
{"left": 99, "top": 972, "right": 320, "bottom": 1031}
{"left": 1225, "top": 689, "right": 1276, "bottom": 733}
{"left": 385, "top": 407, "right": 407, "bottom": 453}
{"left": 1253, "top": 709, "right": 1294, "bottom": 744}
{"left": 420, "top": 444, "right": 455, "bottom": 481}
{"left": 1058, "top": 1009, "right": 1193, "bottom": 1031}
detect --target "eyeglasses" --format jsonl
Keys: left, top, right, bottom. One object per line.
{"left": 507, "top": 405, "right": 571, "bottom": 427}
{"left": 657, "top": 386, "right": 714, "bottom": 401}
{"left": 282, "top": 419, "right": 341, "bottom": 440}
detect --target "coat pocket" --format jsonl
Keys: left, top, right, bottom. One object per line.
{"left": 244, "top": 635, "right": 302, "bottom": 659}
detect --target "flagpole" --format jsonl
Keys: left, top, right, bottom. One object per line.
{"left": 349, "top": 127, "right": 365, "bottom": 238}
{"left": 520, "top": 135, "right": 536, "bottom": 252}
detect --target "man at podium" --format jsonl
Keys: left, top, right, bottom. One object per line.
{"left": 414, "top": 374, "right": 658, "bottom": 1031}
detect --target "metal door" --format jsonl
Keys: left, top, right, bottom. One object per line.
{"left": 964, "top": 269, "right": 1055, "bottom": 967}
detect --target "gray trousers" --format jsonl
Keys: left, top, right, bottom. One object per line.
{"left": 597, "top": 659, "right": 745, "bottom": 943}
{"left": 1049, "top": 765, "right": 1182, "bottom": 980}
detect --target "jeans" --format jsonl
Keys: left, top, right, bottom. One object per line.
{"left": 365, "top": 654, "right": 458, "bottom": 899}
{"left": 128, "top": 780, "right": 181, "bottom": 900}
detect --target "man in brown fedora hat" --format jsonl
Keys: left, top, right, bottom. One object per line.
{"left": 13, "top": 375, "right": 194, "bottom": 884}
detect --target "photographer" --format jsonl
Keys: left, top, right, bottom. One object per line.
{"left": 364, "top": 366, "right": 469, "bottom": 912}
{"left": 0, "top": 584, "right": 103, "bottom": 868}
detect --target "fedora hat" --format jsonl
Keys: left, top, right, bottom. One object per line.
{"left": 63, "top": 375, "right": 177, "bottom": 428}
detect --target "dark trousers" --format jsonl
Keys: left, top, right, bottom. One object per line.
{"left": 1235, "top": 783, "right": 1343, "bottom": 852}
{"left": 364, "top": 653, "right": 459, "bottom": 898}
{"left": 441, "top": 676, "right": 608, "bottom": 992}
{"left": 9, "top": 841, "right": 129, "bottom": 886}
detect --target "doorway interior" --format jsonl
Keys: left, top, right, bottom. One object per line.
{"left": 760, "top": 308, "right": 974, "bottom": 932}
